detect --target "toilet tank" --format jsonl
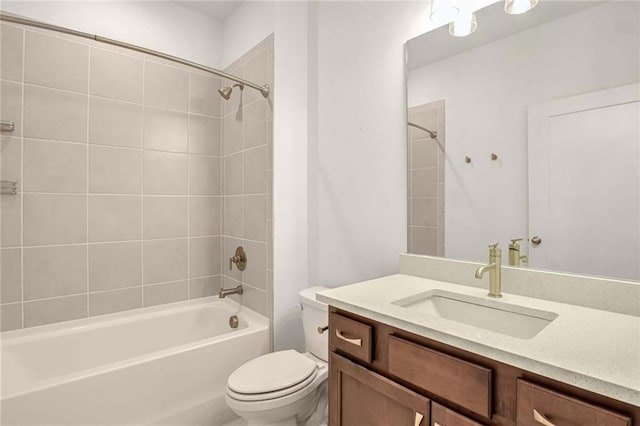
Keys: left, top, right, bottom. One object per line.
{"left": 299, "top": 286, "right": 329, "bottom": 362}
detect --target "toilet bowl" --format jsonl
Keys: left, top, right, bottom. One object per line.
{"left": 225, "top": 287, "right": 329, "bottom": 426}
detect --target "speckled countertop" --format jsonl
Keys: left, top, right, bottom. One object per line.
{"left": 317, "top": 274, "right": 640, "bottom": 407}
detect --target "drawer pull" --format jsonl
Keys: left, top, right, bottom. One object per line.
{"left": 533, "top": 409, "right": 556, "bottom": 426}
{"left": 336, "top": 329, "right": 362, "bottom": 346}
{"left": 434, "top": 423, "right": 443, "bottom": 426}
{"left": 414, "top": 412, "right": 424, "bottom": 426}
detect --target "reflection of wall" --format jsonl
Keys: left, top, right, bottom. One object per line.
{"left": 407, "top": 2, "right": 640, "bottom": 263}
{"left": 408, "top": 101, "right": 445, "bottom": 256}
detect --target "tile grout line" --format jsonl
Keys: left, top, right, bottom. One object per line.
{"left": 186, "top": 72, "right": 191, "bottom": 300}
{"left": 86, "top": 45, "right": 91, "bottom": 318}
{"left": 20, "top": 26, "right": 26, "bottom": 329}
{"left": 141, "top": 58, "right": 146, "bottom": 308}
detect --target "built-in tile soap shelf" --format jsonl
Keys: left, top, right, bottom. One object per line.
{"left": 1, "top": 180, "right": 19, "bottom": 195}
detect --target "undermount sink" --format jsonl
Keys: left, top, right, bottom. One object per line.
{"left": 392, "top": 290, "right": 558, "bottom": 339}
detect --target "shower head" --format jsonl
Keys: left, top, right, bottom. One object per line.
{"left": 218, "top": 83, "right": 244, "bottom": 100}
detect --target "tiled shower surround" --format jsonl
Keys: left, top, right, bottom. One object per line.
{"left": 408, "top": 101, "right": 444, "bottom": 257}
{"left": 0, "top": 23, "right": 274, "bottom": 331}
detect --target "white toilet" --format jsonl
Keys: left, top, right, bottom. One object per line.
{"left": 225, "top": 286, "right": 329, "bottom": 426}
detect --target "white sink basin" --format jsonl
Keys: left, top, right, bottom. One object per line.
{"left": 392, "top": 290, "right": 558, "bottom": 339}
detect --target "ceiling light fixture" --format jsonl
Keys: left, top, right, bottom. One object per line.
{"left": 449, "top": 11, "right": 478, "bottom": 37}
{"left": 504, "top": 0, "right": 539, "bottom": 15}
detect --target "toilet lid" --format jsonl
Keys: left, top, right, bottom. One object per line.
{"left": 227, "top": 350, "right": 318, "bottom": 395}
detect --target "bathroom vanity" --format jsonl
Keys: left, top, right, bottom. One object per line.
{"left": 319, "top": 256, "right": 640, "bottom": 426}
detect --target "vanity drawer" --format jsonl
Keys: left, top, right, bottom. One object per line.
{"left": 432, "top": 402, "right": 484, "bottom": 426}
{"left": 329, "top": 312, "right": 373, "bottom": 363}
{"left": 516, "top": 380, "right": 631, "bottom": 426}
{"left": 388, "top": 335, "right": 492, "bottom": 419}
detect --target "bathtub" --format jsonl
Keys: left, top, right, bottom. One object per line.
{"left": 0, "top": 297, "right": 270, "bottom": 425}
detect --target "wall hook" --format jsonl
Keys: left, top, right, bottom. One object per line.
{"left": 465, "top": 156, "right": 472, "bottom": 163}
{"left": 491, "top": 153, "right": 498, "bottom": 161}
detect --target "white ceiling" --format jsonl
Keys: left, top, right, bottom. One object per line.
{"left": 177, "top": 1, "right": 243, "bottom": 21}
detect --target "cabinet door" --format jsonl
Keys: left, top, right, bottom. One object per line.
{"left": 330, "top": 352, "right": 430, "bottom": 426}
{"left": 432, "top": 402, "right": 484, "bottom": 426}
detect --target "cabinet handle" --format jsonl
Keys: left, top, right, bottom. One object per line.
{"left": 434, "top": 423, "right": 443, "bottom": 426}
{"left": 414, "top": 412, "right": 424, "bottom": 426}
{"left": 533, "top": 409, "right": 556, "bottom": 426}
{"left": 335, "top": 330, "right": 362, "bottom": 346}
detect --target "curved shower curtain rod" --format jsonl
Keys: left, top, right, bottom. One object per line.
{"left": 407, "top": 121, "right": 437, "bottom": 139}
{"left": 0, "top": 13, "right": 270, "bottom": 98}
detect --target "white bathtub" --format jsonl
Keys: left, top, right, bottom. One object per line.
{"left": 0, "top": 297, "right": 270, "bottom": 425}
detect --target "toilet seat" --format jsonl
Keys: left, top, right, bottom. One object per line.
{"left": 227, "top": 350, "right": 319, "bottom": 402}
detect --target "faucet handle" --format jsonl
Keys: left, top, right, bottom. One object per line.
{"left": 510, "top": 238, "right": 523, "bottom": 244}
{"left": 488, "top": 242, "right": 499, "bottom": 250}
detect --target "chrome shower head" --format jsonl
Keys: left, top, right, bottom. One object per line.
{"left": 218, "top": 83, "right": 244, "bottom": 100}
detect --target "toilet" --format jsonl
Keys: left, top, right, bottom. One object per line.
{"left": 225, "top": 286, "right": 329, "bottom": 426}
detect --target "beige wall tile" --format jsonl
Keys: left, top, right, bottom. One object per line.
{"left": 189, "top": 275, "right": 221, "bottom": 298}
{"left": 143, "top": 151, "right": 187, "bottom": 195}
{"left": 89, "top": 242, "right": 141, "bottom": 291}
{"left": 244, "top": 146, "right": 267, "bottom": 194}
{"left": 24, "top": 85, "right": 87, "bottom": 142}
{"left": 89, "top": 287, "right": 142, "bottom": 316}
{"left": 243, "top": 240, "right": 266, "bottom": 290}
{"left": 224, "top": 152, "right": 243, "bottom": 196}
{"left": 88, "top": 195, "right": 141, "bottom": 242}
{"left": 24, "top": 139, "right": 87, "bottom": 193}
{"left": 25, "top": 31, "right": 89, "bottom": 93}
{"left": 243, "top": 49, "right": 268, "bottom": 105}
{"left": 223, "top": 196, "right": 243, "bottom": 239}
{"left": 189, "top": 114, "right": 220, "bottom": 156}
{"left": 189, "top": 197, "right": 221, "bottom": 237}
{"left": 411, "top": 168, "right": 438, "bottom": 198}
{"left": 24, "top": 245, "right": 87, "bottom": 300}
{"left": 90, "top": 48, "right": 143, "bottom": 103}
{"left": 410, "top": 140, "right": 438, "bottom": 169}
{"left": 242, "top": 284, "right": 267, "bottom": 316}
{"left": 1, "top": 136, "right": 21, "bottom": 181}
{"left": 24, "top": 294, "right": 87, "bottom": 327}
{"left": 0, "top": 194, "right": 21, "bottom": 247}
{"left": 223, "top": 113, "right": 242, "bottom": 155}
{"left": 143, "top": 108, "right": 188, "bottom": 153}
{"left": 144, "top": 62, "right": 188, "bottom": 111}
{"left": 267, "top": 220, "right": 273, "bottom": 270}
{"left": 143, "top": 239, "right": 188, "bottom": 284}
{"left": 89, "top": 97, "right": 143, "bottom": 148}
{"left": 410, "top": 197, "right": 438, "bottom": 227}
{"left": 0, "top": 303, "right": 22, "bottom": 331}
{"left": 143, "top": 196, "right": 187, "bottom": 239}
{"left": 1, "top": 138, "right": 21, "bottom": 247}
{"left": 189, "top": 155, "right": 220, "bottom": 195}
{"left": 143, "top": 281, "right": 187, "bottom": 307}
{"left": 1, "top": 248, "right": 21, "bottom": 303}
{"left": 189, "top": 236, "right": 220, "bottom": 278}
{"left": 1, "top": 80, "right": 22, "bottom": 136}
{"left": 89, "top": 146, "right": 141, "bottom": 194}
{"left": 244, "top": 195, "right": 266, "bottom": 242}
{"left": 189, "top": 74, "right": 221, "bottom": 117}
{"left": 24, "top": 194, "right": 86, "bottom": 246}
{"left": 1, "top": 24, "right": 24, "bottom": 82}
{"left": 410, "top": 226, "right": 438, "bottom": 256}
{"left": 243, "top": 101, "right": 267, "bottom": 150}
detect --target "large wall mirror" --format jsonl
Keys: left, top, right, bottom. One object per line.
{"left": 406, "top": 1, "right": 640, "bottom": 281}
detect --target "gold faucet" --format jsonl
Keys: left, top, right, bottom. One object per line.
{"left": 475, "top": 243, "right": 502, "bottom": 298}
{"left": 508, "top": 238, "right": 528, "bottom": 266}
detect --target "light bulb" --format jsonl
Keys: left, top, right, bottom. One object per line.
{"left": 449, "top": 11, "right": 477, "bottom": 37}
{"left": 504, "top": 0, "right": 539, "bottom": 15}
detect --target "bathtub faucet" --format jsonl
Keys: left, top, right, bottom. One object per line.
{"left": 219, "top": 285, "right": 244, "bottom": 299}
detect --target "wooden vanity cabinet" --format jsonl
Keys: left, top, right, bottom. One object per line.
{"left": 328, "top": 307, "right": 638, "bottom": 426}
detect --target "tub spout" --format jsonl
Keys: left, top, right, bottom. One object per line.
{"left": 219, "top": 285, "right": 243, "bottom": 299}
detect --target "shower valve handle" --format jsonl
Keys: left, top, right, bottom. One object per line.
{"left": 229, "top": 246, "right": 247, "bottom": 271}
